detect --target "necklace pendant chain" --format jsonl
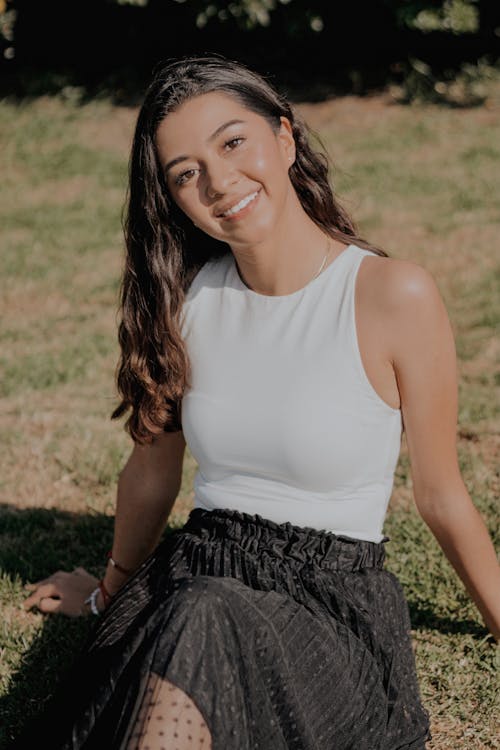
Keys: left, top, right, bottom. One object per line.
{"left": 311, "top": 236, "right": 333, "bottom": 281}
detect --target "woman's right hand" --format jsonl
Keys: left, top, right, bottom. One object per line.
{"left": 23, "top": 566, "right": 104, "bottom": 618}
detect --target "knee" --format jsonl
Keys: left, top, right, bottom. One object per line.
{"left": 170, "top": 575, "right": 236, "bottom": 613}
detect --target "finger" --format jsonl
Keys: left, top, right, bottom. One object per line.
{"left": 23, "top": 595, "right": 37, "bottom": 610}
{"left": 38, "top": 596, "right": 62, "bottom": 614}
{"left": 23, "top": 585, "right": 59, "bottom": 610}
{"left": 24, "top": 594, "right": 42, "bottom": 610}
{"left": 24, "top": 579, "right": 51, "bottom": 590}
{"left": 23, "top": 591, "right": 46, "bottom": 609}
{"left": 23, "top": 569, "right": 67, "bottom": 589}
{"left": 39, "top": 582, "right": 59, "bottom": 596}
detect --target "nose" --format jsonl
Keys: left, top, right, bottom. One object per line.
{"left": 204, "top": 157, "right": 238, "bottom": 199}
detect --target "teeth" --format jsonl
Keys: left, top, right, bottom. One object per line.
{"left": 221, "top": 191, "right": 259, "bottom": 217}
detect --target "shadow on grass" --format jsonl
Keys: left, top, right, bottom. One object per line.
{"left": 0, "top": 503, "right": 488, "bottom": 745}
{"left": 0, "top": 611, "right": 95, "bottom": 747}
{"left": 0, "top": 504, "right": 111, "bottom": 745}
{"left": 0, "top": 504, "right": 177, "bottom": 746}
{"left": 406, "top": 602, "right": 487, "bottom": 639}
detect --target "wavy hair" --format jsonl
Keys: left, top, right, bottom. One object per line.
{"left": 111, "top": 55, "right": 388, "bottom": 444}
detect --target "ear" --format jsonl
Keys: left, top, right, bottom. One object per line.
{"left": 278, "top": 116, "right": 296, "bottom": 167}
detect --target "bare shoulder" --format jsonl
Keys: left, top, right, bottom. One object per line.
{"left": 358, "top": 253, "right": 442, "bottom": 312}
{"left": 357, "top": 253, "right": 448, "bottom": 359}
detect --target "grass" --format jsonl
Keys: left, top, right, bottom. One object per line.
{"left": 1, "top": 81, "right": 500, "bottom": 748}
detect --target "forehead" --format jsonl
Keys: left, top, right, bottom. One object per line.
{"left": 155, "top": 91, "right": 266, "bottom": 157}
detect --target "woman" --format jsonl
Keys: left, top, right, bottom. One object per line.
{"left": 19, "top": 55, "right": 499, "bottom": 750}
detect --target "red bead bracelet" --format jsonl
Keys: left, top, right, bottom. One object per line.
{"left": 107, "top": 549, "right": 134, "bottom": 576}
{"left": 98, "top": 579, "right": 112, "bottom": 608}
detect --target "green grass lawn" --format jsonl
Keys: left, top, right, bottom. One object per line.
{"left": 1, "top": 85, "right": 499, "bottom": 748}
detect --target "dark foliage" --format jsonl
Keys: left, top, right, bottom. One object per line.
{"left": 0, "top": 0, "right": 499, "bottom": 100}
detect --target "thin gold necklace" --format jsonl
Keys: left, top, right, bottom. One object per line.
{"left": 235, "top": 236, "right": 334, "bottom": 293}
{"left": 311, "top": 236, "right": 334, "bottom": 281}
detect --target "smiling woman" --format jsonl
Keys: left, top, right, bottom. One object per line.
{"left": 16, "top": 54, "right": 500, "bottom": 750}
{"left": 156, "top": 95, "right": 293, "bottom": 243}
{"left": 108, "top": 55, "right": 389, "bottom": 444}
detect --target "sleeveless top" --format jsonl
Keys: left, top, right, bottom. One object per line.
{"left": 179, "top": 243, "right": 403, "bottom": 543}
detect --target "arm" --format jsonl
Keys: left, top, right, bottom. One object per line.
{"left": 23, "top": 428, "right": 186, "bottom": 616}
{"left": 381, "top": 259, "right": 500, "bottom": 641}
{"left": 101, "top": 428, "right": 187, "bottom": 598}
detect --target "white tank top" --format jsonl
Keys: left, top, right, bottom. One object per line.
{"left": 180, "top": 243, "right": 403, "bottom": 542}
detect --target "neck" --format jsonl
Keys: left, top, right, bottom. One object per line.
{"left": 229, "top": 191, "right": 345, "bottom": 297}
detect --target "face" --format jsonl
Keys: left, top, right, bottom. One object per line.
{"left": 155, "top": 91, "right": 296, "bottom": 247}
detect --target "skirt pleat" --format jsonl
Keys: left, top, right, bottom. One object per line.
{"left": 10, "top": 507, "right": 432, "bottom": 750}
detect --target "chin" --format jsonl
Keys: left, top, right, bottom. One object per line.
{"left": 200, "top": 207, "right": 277, "bottom": 247}
{"left": 226, "top": 216, "right": 277, "bottom": 247}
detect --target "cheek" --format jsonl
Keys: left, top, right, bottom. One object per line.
{"left": 252, "top": 150, "right": 269, "bottom": 176}
{"left": 172, "top": 190, "right": 224, "bottom": 241}
{"left": 250, "top": 143, "right": 289, "bottom": 200}
{"left": 171, "top": 190, "right": 202, "bottom": 225}
{"left": 251, "top": 141, "right": 282, "bottom": 181}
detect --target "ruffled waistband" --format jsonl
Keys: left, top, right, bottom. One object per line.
{"left": 179, "top": 507, "right": 388, "bottom": 572}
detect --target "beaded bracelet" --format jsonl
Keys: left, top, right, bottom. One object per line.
{"left": 107, "top": 549, "right": 134, "bottom": 576}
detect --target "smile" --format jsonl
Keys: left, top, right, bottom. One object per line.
{"left": 219, "top": 190, "right": 260, "bottom": 219}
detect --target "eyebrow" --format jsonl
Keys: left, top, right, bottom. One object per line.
{"left": 163, "top": 118, "right": 246, "bottom": 174}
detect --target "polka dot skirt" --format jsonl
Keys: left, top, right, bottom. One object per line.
{"left": 11, "top": 508, "right": 432, "bottom": 749}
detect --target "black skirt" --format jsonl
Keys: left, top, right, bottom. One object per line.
{"left": 11, "top": 507, "right": 432, "bottom": 750}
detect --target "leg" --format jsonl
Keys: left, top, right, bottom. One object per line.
{"left": 121, "top": 574, "right": 387, "bottom": 750}
{"left": 153, "top": 576, "right": 387, "bottom": 750}
{"left": 126, "top": 672, "right": 212, "bottom": 750}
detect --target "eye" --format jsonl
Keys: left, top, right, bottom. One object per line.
{"left": 224, "top": 136, "right": 245, "bottom": 150}
{"left": 174, "top": 168, "right": 198, "bottom": 186}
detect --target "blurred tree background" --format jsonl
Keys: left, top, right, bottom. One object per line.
{"left": 0, "top": 0, "right": 499, "bottom": 103}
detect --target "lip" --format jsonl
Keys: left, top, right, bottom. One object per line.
{"left": 216, "top": 189, "right": 261, "bottom": 221}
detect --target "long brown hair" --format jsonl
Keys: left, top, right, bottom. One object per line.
{"left": 111, "top": 55, "right": 388, "bottom": 444}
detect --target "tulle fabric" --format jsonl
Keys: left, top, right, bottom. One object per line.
{"left": 11, "top": 507, "right": 432, "bottom": 749}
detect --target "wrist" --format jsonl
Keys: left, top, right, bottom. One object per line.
{"left": 84, "top": 586, "right": 104, "bottom": 616}
{"left": 105, "top": 551, "right": 136, "bottom": 592}
{"left": 83, "top": 579, "right": 112, "bottom": 616}
{"left": 102, "top": 569, "right": 128, "bottom": 597}
{"left": 107, "top": 549, "right": 135, "bottom": 576}
{"left": 96, "top": 589, "right": 107, "bottom": 613}
{"left": 98, "top": 578, "right": 112, "bottom": 609}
